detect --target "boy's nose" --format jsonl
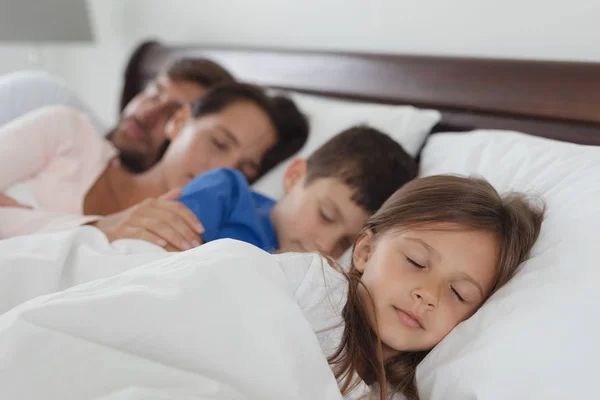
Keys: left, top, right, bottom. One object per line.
{"left": 314, "top": 236, "right": 338, "bottom": 258}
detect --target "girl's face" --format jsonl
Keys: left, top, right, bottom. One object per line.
{"left": 353, "top": 223, "right": 498, "bottom": 356}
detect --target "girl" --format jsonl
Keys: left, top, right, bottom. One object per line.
{"left": 0, "top": 175, "right": 543, "bottom": 399}
{"left": 281, "top": 174, "right": 544, "bottom": 399}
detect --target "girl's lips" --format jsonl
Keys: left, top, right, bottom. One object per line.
{"left": 394, "top": 307, "right": 423, "bottom": 329}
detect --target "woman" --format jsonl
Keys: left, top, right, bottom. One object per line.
{"left": 0, "top": 83, "right": 297, "bottom": 251}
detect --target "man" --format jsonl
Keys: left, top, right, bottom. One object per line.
{"left": 0, "top": 59, "right": 233, "bottom": 209}
{"left": 0, "top": 58, "right": 235, "bottom": 173}
{"left": 0, "top": 58, "right": 308, "bottom": 208}
{"left": 0, "top": 65, "right": 309, "bottom": 250}
{"left": 108, "top": 58, "right": 236, "bottom": 172}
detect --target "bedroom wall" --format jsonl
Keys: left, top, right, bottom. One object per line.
{"left": 1, "top": 0, "right": 599, "bottom": 126}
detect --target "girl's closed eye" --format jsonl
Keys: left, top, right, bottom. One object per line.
{"left": 451, "top": 286, "right": 465, "bottom": 302}
{"left": 406, "top": 256, "right": 425, "bottom": 269}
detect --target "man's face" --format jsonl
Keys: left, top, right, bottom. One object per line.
{"left": 109, "top": 74, "right": 207, "bottom": 172}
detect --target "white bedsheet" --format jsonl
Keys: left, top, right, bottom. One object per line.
{"left": 0, "top": 238, "right": 343, "bottom": 400}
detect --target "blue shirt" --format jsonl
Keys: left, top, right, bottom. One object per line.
{"left": 177, "top": 168, "right": 278, "bottom": 252}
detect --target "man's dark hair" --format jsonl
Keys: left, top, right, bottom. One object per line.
{"left": 166, "top": 58, "right": 235, "bottom": 88}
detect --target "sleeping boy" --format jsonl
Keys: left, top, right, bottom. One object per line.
{"left": 178, "top": 125, "right": 417, "bottom": 258}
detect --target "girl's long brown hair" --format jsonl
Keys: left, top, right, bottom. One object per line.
{"left": 328, "top": 175, "right": 545, "bottom": 400}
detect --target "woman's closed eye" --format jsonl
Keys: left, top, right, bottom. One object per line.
{"left": 211, "top": 137, "right": 230, "bottom": 152}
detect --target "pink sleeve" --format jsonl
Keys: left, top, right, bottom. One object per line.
{"left": 0, "top": 207, "right": 100, "bottom": 239}
{"left": 0, "top": 105, "right": 89, "bottom": 191}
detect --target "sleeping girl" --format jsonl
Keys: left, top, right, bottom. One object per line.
{"left": 297, "top": 174, "right": 544, "bottom": 399}
{"left": 0, "top": 174, "right": 543, "bottom": 400}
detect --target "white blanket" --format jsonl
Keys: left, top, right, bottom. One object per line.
{"left": 0, "top": 226, "right": 169, "bottom": 314}
{"left": 0, "top": 238, "right": 343, "bottom": 400}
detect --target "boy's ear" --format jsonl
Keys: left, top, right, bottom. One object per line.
{"left": 283, "top": 158, "right": 308, "bottom": 193}
{"left": 353, "top": 229, "right": 373, "bottom": 272}
{"left": 165, "top": 104, "right": 192, "bottom": 141}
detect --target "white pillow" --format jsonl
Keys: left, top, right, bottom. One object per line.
{"left": 252, "top": 92, "right": 441, "bottom": 198}
{"left": 416, "top": 130, "right": 600, "bottom": 400}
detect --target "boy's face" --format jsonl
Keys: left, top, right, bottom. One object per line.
{"left": 271, "top": 159, "right": 370, "bottom": 258}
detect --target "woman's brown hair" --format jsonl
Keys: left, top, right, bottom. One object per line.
{"left": 328, "top": 175, "right": 545, "bottom": 400}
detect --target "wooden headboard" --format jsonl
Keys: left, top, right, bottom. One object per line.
{"left": 122, "top": 40, "right": 600, "bottom": 146}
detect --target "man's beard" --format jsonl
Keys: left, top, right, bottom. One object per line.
{"left": 115, "top": 138, "right": 171, "bottom": 174}
{"left": 118, "top": 150, "right": 151, "bottom": 173}
{"left": 107, "top": 102, "right": 179, "bottom": 173}
{"left": 103, "top": 127, "right": 149, "bottom": 173}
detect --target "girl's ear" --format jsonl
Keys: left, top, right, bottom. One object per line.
{"left": 353, "top": 229, "right": 374, "bottom": 272}
{"left": 165, "top": 104, "right": 192, "bottom": 141}
{"left": 282, "top": 158, "right": 308, "bottom": 194}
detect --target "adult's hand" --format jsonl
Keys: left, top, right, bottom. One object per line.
{"left": 0, "top": 193, "right": 32, "bottom": 209}
{"left": 91, "top": 189, "right": 204, "bottom": 251}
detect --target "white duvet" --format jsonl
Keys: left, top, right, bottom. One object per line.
{"left": 0, "top": 226, "right": 169, "bottom": 314}
{"left": 0, "top": 232, "right": 343, "bottom": 400}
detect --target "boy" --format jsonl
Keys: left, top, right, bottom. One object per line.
{"left": 178, "top": 125, "right": 417, "bottom": 258}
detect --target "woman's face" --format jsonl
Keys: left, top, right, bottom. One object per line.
{"left": 352, "top": 224, "right": 498, "bottom": 357}
{"left": 160, "top": 100, "right": 278, "bottom": 189}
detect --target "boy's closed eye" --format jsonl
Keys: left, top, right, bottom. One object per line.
{"left": 319, "top": 199, "right": 341, "bottom": 222}
{"left": 319, "top": 207, "right": 335, "bottom": 223}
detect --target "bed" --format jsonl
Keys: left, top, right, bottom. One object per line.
{"left": 119, "top": 42, "right": 600, "bottom": 400}
{"left": 115, "top": 42, "right": 600, "bottom": 400}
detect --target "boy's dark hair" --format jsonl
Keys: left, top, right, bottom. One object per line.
{"left": 166, "top": 58, "right": 235, "bottom": 88}
{"left": 305, "top": 125, "right": 417, "bottom": 213}
{"left": 259, "top": 95, "right": 310, "bottom": 178}
{"left": 192, "top": 85, "right": 309, "bottom": 181}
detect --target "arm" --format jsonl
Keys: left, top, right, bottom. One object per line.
{"left": 177, "top": 168, "right": 249, "bottom": 242}
{"left": 5, "top": 169, "right": 248, "bottom": 248}
{"left": 0, "top": 207, "right": 100, "bottom": 240}
{"left": 91, "top": 189, "right": 204, "bottom": 252}
{"left": 0, "top": 105, "right": 87, "bottom": 191}
{"left": 0, "top": 193, "right": 31, "bottom": 209}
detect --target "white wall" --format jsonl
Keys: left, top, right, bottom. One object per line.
{"left": 2, "top": 0, "right": 600, "bottom": 125}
